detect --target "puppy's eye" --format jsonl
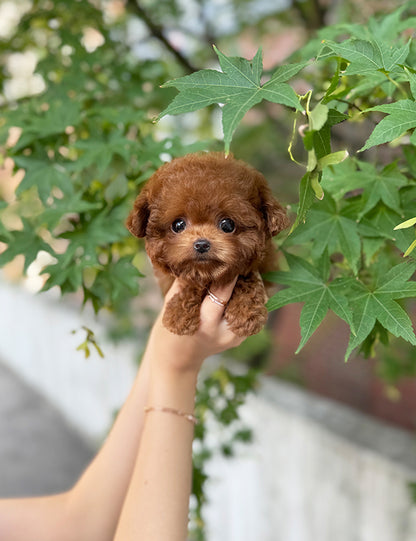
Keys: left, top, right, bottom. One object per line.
{"left": 171, "top": 218, "right": 187, "bottom": 233}
{"left": 219, "top": 218, "right": 235, "bottom": 233}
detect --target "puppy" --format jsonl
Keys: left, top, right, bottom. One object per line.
{"left": 127, "top": 152, "right": 289, "bottom": 336}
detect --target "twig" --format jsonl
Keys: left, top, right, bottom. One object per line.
{"left": 292, "top": 0, "right": 327, "bottom": 30}
{"left": 125, "top": 0, "right": 197, "bottom": 73}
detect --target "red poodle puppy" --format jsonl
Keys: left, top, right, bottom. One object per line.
{"left": 127, "top": 152, "right": 289, "bottom": 336}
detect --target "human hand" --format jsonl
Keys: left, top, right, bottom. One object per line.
{"left": 146, "top": 277, "right": 246, "bottom": 376}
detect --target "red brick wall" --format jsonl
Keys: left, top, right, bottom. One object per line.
{"left": 269, "top": 304, "right": 416, "bottom": 431}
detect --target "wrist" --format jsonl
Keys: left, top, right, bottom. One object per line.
{"left": 147, "top": 368, "right": 198, "bottom": 414}
{"left": 145, "top": 329, "right": 205, "bottom": 376}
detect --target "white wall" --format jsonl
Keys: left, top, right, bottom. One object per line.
{"left": 0, "top": 279, "right": 138, "bottom": 442}
{"left": 203, "top": 381, "right": 416, "bottom": 541}
{"left": 1, "top": 278, "right": 416, "bottom": 540}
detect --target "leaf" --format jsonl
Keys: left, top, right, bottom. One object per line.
{"left": 342, "top": 261, "right": 416, "bottom": 359}
{"left": 368, "top": 4, "right": 409, "bottom": 41}
{"left": 308, "top": 102, "right": 329, "bottom": 131}
{"left": 41, "top": 204, "right": 131, "bottom": 296}
{"left": 395, "top": 216, "right": 416, "bottom": 230}
{"left": 308, "top": 109, "right": 348, "bottom": 161}
{"left": 290, "top": 171, "right": 320, "bottom": 231}
{"left": 362, "top": 205, "right": 414, "bottom": 253}
{"left": 310, "top": 171, "right": 324, "bottom": 199}
{"left": 266, "top": 253, "right": 354, "bottom": 352}
{"left": 395, "top": 216, "right": 416, "bottom": 257}
{"left": 41, "top": 255, "right": 85, "bottom": 294}
{"left": 60, "top": 205, "right": 130, "bottom": 266}
{"left": 0, "top": 220, "right": 52, "bottom": 272}
{"left": 38, "top": 193, "right": 102, "bottom": 230}
{"left": 86, "top": 256, "right": 143, "bottom": 311}
{"left": 404, "top": 67, "right": 416, "bottom": 100}
{"left": 323, "top": 38, "right": 410, "bottom": 76}
{"left": 288, "top": 200, "right": 361, "bottom": 274}
{"left": 357, "top": 162, "right": 408, "bottom": 218}
{"left": 12, "top": 101, "right": 82, "bottom": 151}
{"left": 160, "top": 47, "right": 303, "bottom": 152}
{"left": 348, "top": 71, "right": 394, "bottom": 100}
{"left": 14, "top": 156, "right": 74, "bottom": 203}
{"left": 404, "top": 239, "right": 416, "bottom": 257}
{"left": 360, "top": 100, "right": 416, "bottom": 151}
{"left": 318, "top": 150, "right": 349, "bottom": 169}
{"left": 72, "top": 131, "right": 137, "bottom": 175}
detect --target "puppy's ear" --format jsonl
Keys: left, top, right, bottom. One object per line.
{"left": 261, "top": 187, "right": 290, "bottom": 237}
{"left": 126, "top": 190, "right": 149, "bottom": 238}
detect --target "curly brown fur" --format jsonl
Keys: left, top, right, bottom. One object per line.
{"left": 127, "top": 152, "right": 289, "bottom": 336}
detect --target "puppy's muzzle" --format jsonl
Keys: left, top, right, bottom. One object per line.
{"left": 193, "top": 239, "right": 211, "bottom": 254}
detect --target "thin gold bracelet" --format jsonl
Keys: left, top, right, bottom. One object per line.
{"left": 144, "top": 405, "right": 198, "bottom": 425}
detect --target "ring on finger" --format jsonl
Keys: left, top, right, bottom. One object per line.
{"left": 207, "top": 289, "right": 228, "bottom": 307}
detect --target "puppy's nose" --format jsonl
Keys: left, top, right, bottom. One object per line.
{"left": 193, "top": 239, "right": 211, "bottom": 254}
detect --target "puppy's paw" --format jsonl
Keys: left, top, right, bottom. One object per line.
{"left": 224, "top": 275, "right": 268, "bottom": 337}
{"left": 162, "top": 290, "right": 202, "bottom": 335}
{"left": 225, "top": 301, "right": 268, "bottom": 337}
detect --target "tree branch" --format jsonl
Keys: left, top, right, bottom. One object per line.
{"left": 292, "top": 0, "right": 327, "bottom": 30}
{"left": 125, "top": 0, "right": 197, "bottom": 73}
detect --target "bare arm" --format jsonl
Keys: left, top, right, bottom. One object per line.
{"left": 114, "top": 278, "right": 243, "bottom": 541}
{"left": 0, "top": 278, "right": 243, "bottom": 541}
{"left": 0, "top": 337, "right": 152, "bottom": 541}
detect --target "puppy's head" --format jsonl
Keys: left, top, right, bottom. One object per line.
{"left": 127, "top": 152, "right": 289, "bottom": 284}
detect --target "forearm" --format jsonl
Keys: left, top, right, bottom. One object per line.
{"left": 0, "top": 279, "right": 243, "bottom": 541}
{"left": 65, "top": 354, "right": 152, "bottom": 541}
{"left": 114, "top": 368, "right": 198, "bottom": 541}
{"left": 0, "top": 356, "right": 150, "bottom": 541}
{"left": 0, "top": 493, "right": 71, "bottom": 541}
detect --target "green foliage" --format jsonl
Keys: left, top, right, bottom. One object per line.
{"left": 0, "top": 0, "right": 202, "bottom": 313}
{"left": 72, "top": 326, "right": 105, "bottom": 359}
{"left": 160, "top": 46, "right": 304, "bottom": 153}
{"left": 265, "top": 252, "right": 355, "bottom": 355}
{"left": 160, "top": 2, "right": 416, "bottom": 362}
{"left": 2, "top": 2, "right": 416, "bottom": 537}
{"left": 191, "top": 365, "right": 258, "bottom": 540}
{"left": 0, "top": 4, "right": 256, "bottom": 539}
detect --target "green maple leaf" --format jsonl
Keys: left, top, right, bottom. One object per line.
{"left": 321, "top": 159, "right": 370, "bottom": 200}
{"left": 321, "top": 160, "right": 408, "bottom": 215}
{"left": 360, "top": 205, "right": 413, "bottom": 254}
{"left": 13, "top": 101, "right": 82, "bottom": 151}
{"left": 14, "top": 156, "right": 74, "bottom": 203}
{"left": 287, "top": 198, "right": 361, "bottom": 274}
{"left": 357, "top": 162, "right": 408, "bottom": 218}
{"left": 41, "top": 256, "right": 85, "bottom": 294}
{"left": 323, "top": 38, "right": 410, "bottom": 76}
{"left": 38, "top": 193, "right": 102, "bottom": 230}
{"left": 71, "top": 131, "right": 137, "bottom": 175}
{"left": 160, "top": 47, "right": 304, "bottom": 152}
{"left": 291, "top": 171, "right": 320, "bottom": 230}
{"left": 339, "top": 261, "right": 416, "bottom": 359}
{"left": 361, "top": 100, "right": 416, "bottom": 151}
{"left": 266, "top": 253, "right": 354, "bottom": 353}
{"left": 86, "top": 256, "right": 143, "bottom": 312}
{"left": 41, "top": 205, "right": 130, "bottom": 295}
{"left": 0, "top": 220, "right": 52, "bottom": 272}
{"left": 60, "top": 205, "right": 129, "bottom": 266}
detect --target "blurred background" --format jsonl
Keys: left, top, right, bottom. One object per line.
{"left": 0, "top": 1, "right": 416, "bottom": 540}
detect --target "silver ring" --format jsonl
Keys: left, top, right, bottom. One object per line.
{"left": 207, "top": 289, "right": 227, "bottom": 307}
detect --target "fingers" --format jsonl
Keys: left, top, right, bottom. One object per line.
{"left": 202, "top": 276, "right": 238, "bottom": 325}
{"left": 163, "top": 276, "right": 244, "bottom": 342}
{"left": 164, "top": 278, "right": 183, "bottom": 303}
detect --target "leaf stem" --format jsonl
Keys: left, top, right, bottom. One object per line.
{"left": 382, "top": 71, "right": 408, "bottom": 99}
{"left": 288, "top": 113, "right": 304, "bottom": 167}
